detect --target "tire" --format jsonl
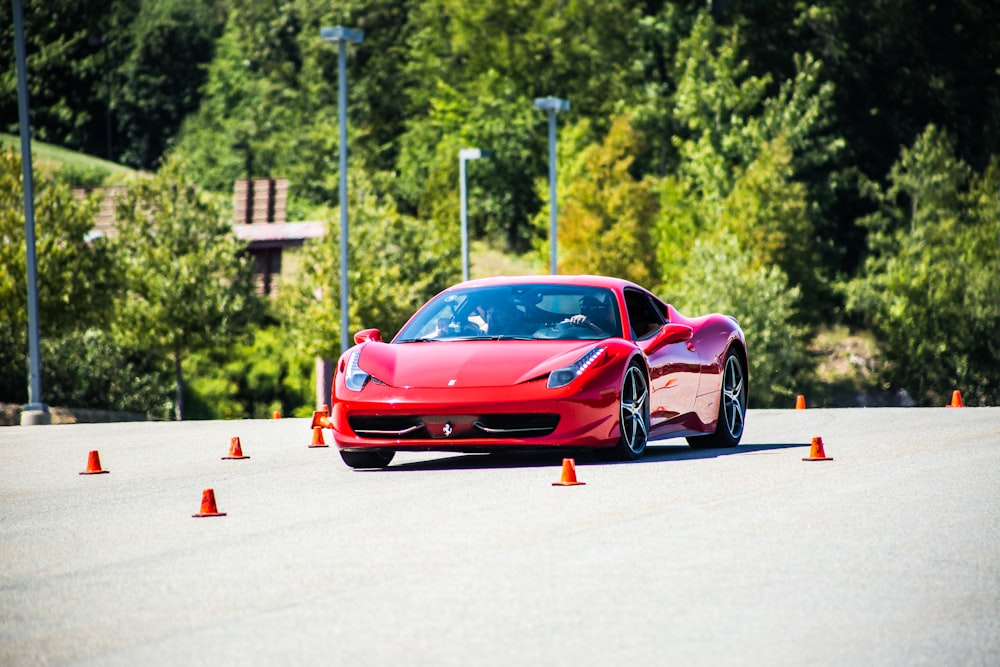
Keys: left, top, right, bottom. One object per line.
{"left": 606, "top": 361, "right": 650, "bottom": 460}
{"left": 340, "top": 449, "right": 395, "bottom": 469}
{"left": 688, "top": 349, "right": 746, "bottom": 448}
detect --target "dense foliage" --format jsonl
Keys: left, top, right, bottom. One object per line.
{"left": 2, "top": 1, "right": 999, "bottom": 410}
{"left": 111, "top": 160, "right": 263, "bottom": 418}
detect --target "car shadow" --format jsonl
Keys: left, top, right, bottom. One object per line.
{"left": 372, "top": 441, "right": 809, "bottom": 472}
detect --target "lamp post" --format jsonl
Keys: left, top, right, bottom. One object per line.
{"left": 320, "top": 26, "right": 363, "bottom": 356}
{"left": 459, "top": 148, "right": 490, "bottom": 282}
{"left": 534, "top": 96, "right": 569, "bottom": 275}
{"left": 13, "top": 0, "right": 49, "bottom": 425}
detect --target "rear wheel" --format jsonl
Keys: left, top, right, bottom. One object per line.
{"left": 606, "top": 361, "right": 650, "bottom": 460}
{"left": 688, "top": 349, "right": 746, "bottom": 448}
{"left": 340, "top": 449, "right": 395, "bottom": 469}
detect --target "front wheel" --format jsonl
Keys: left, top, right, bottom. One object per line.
{"left": 340, "top": 449, "right": 395, "bottom": 469}
{"left": 688, "top": 349, "right": 746, "bottom": 448}
{"left": 605, "top": 361, "right": 650, "bottom": 460}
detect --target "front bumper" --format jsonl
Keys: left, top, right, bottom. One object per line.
{"left": 331, "top": 378, "right": 621, "bottom": 453}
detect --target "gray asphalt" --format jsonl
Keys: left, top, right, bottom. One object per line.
{"left": 1, "top": 407, "right": 998, "bottom": 666}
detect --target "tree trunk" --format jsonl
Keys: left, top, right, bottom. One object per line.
{"left": 173, "top": 350, "right": 184, "bottom": 421}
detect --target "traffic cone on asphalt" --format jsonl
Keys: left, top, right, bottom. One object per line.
{"left": 802, "top": 436, "right": 833, "bottom": 462}
{"left": 309, "top": 426, "right": 328, "bottom": 448}
{"left": 272, "top": 410, "right": 281, "bottom": 419}
{"left": 222, "top": 436, "right": 249, "bottom": 460}
{"left": 552, "top": 458, "right": 585, "bottom": 486}
{"left": 948, "top": 390, "right": 964, "bottom": 408}
{"left": 192, "top": 488, "right": 226, "bottom": 517}
{"left": 795, "top": 395, "right": 806, "bottom": 410}
{"left": 79, "top": 450, "right": 109, "bottom": 475}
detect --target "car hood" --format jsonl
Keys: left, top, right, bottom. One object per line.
{"left": 357, "top": 340, "right": 599, "bottom": 388}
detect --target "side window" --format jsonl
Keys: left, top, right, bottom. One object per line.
{"left": 624, "top": 289, "right": 665, "bottom": 340}
{"left": 650, "top": 296, "right": 669, "bottom": 322}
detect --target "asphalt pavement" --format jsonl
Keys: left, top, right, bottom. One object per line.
{"left": 1, "top": 408, "right": 998, "bottom": 666}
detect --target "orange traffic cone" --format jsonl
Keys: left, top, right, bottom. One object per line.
{"left": 192, "top": 488, "right": 227, "bottom": 517}
{"left": 552, "top": 458, "right": 586, "bottom": 486}
{"left": 311, "top": 409, "right": 331, "bottom": 429}
{"left": 309, "top": 426, "right": 328, "bottom": 448}
{"left": 79, "top": 450, "right": 109, "bottom": 475}
{"left": 947, "top": 390, "right": 964, "bottom": 408}
{"left": 222, "top": 436, "right": 249, "bottom": 460}
{"left": 795, "top": 395, "right": 806, "bottom": 410}
{"left": 272, "top": 410, "right": 282, "bottom": 419}
{"left": 802, "top": 436, "right": 833, "bottom": 461}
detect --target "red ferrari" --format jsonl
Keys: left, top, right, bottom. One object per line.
{"left": 330, "top": 275, "right": 748, "bottom": 468}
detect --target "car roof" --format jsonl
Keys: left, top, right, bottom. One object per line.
{"left": 448, "top": 275, "right": 643, "bottom": 293}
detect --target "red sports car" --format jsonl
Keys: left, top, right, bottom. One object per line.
{"left": 330, "top": 275, "right": 747, "bottom": 468}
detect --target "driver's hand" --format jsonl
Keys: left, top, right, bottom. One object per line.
{"left": 569, "top": 314, "right": 587, "bottom": 326}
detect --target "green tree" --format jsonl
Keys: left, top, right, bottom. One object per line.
{"left": 670, "top": 237, "right": 815, "bottom": 408}
{"left": 172, "top": 0, "right": 354, "bottom": 209}
{"left": 403, "top": 0, "right": 641, "bottom": 128}
{"left": 0, "top": 0, "right": 222, "bottom": 167}
{"left": 395, "top": 74, "right": 548, "bottom": 252}
{"left": 115, "top": 0, "right": 225, "bottom": 169}
{"left": 112, "top": 160, "right": 263, "bottom": 419}
{"left": 183, "top": 326, "right": 314, "bottom": 420}
{"left": 0, "top": 0, "right": 131, "bottom": 158}
{"left": 552, "top": 115, "right": 660, "bottom": 285}
{"left": 172, "top": 0, "right": 421, "bottom": 210}
{"left": 717, "top": 136, "right": 826, "bottom": 320}
{"left": 41, "top": 329, "right": 173, "bottom": 418}
{"left": 846, "top": 125, "right": 1000, "bottom": 405}
{"left": 281, "top": 172, "right": 458, "bottom": 360}
{"left": 0, "top": 147, "right": 118, "bottom": 402}
{"left": 658, "top": 13, "right": 838, "bottom": 320}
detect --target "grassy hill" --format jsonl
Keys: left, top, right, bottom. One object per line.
{"left": 1, "top": 133, "right": 138, "bottom": 183}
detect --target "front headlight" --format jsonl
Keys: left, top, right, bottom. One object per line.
{"left": 344, "top": 348, "right": 370, "bottom": 391}
{"left": 547, "top": 347, "right": 605, "bottom": 389}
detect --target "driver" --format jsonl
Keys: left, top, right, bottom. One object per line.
{"left": 566, "top": 295, "right": 615, "bottom": 335}
{"left": 480, "top": 301, "right": 521, "bottom": 336}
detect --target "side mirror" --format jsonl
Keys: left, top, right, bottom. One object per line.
{"left": 354, "top": 328, "right": 382, "bottom": 344}
{"left": 645, "top": 323, "right": 693, "bottom": 354}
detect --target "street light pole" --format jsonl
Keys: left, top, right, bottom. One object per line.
{"left": 534, "top": 96, "right": 569, "bottom": 275}
{"left": 320, "top": 26, "right": 363, "bottom": 356}
{"left": 13, "top": 0, "right": 49, "bottom": 425}
{"left": 459, "top": 148, "right": 489, "bottom": 282}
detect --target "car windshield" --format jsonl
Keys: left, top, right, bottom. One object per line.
{"left": 395, "top": 284, "right": 622, "bottom": 342}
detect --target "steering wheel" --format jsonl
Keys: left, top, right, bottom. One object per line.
{"left": 458, "top": 321, "right": 483, "bottom": 336}
{"left": 532, "top": 320, "right": 577, "bottom": 339}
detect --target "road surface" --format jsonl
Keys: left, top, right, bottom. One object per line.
{"left": 1, "top": 408, "right": 998, "bottom": 666}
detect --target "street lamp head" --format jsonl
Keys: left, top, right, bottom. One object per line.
{"left": 320, "top": 26, "right": 364, "bottom": 44}
{"left": 534, "top": 96, "right": 570, "bottom": 112}
{"left": 460, "top": 148, "right": 491, "bottom": 161}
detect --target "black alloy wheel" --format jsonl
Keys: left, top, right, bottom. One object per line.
{"left": 688, "top": 349, "right": 746, "bottom": 448}
{"left": 614, "top": 361, "right": 650, "bottom": 460}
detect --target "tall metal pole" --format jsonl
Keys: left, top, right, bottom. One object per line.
{"left": 321, "top": 26, "right": 363, "bottom": 356}
{"left": 13, "top": 0, "right": 49, "bottom": 425}
{"left": 458, "top": 148, "right": 488, "bottom": 282}
{"left": 337, "top": 38, "right": 350, "bottom": 355}
{"left": 534, "top": 97, "right": 569, "bottom": 275}
{"left": 459, "top": 154, "right": 469, "bottom": 282}
{"left": 546, "top": 110, "right": 558, "bottom": 275}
